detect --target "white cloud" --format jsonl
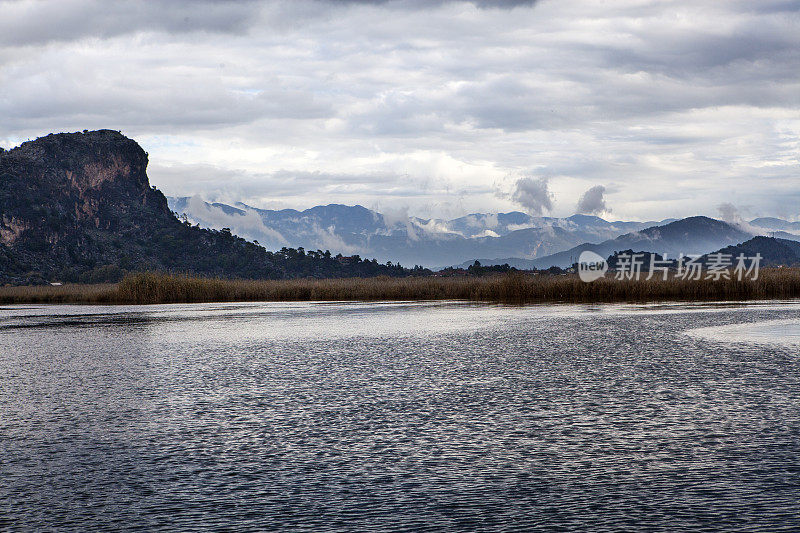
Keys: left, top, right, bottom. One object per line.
{"left": 182, "top": 195, "right": 288, "bottom": 247}
{"left": 1, "top": 0, "right": 799, "bottom": 220}
{"left": 716, "top": 202, "right": 762, "bottom": 235}
{"left": 512, "top": 177, "right": 553, "bottom": 216}
{"left": 305, "top": 222, "right": 364, "bottom": 254}
{"left": 576, "top": 185, "right": 608, "bottom": 215}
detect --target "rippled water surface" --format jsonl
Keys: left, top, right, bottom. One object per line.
{"left": 1, "top": 300, "right": 800, "bottom": 532}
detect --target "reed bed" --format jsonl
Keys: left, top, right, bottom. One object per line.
{"left": 2, "top": 269, "right": 800, "bottom": 305}
{"left": 0, "top": 282, "right": 116, "bottom": 304}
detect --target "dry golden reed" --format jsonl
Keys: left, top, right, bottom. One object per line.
{"left": 1, "top": 269, "right": 800, "bottom": 305}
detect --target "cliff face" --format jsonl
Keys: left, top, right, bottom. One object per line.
{"left": 0, "top": 130, "right": 414, "bottom": 284}
{"left": 0, "top": 130, "right": 275, "bottom": 283}
{"left": 1, "top": 130, "right": 167, "bottom": 241}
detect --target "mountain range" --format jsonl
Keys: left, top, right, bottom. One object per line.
{"left": 457, "top": 216, "right": 758, "bottom": 269}
{"left": 168, "top": 197, "right": 800, "bottom": 269}
{"left": 167, "top": 196, "right": 681, "bottom": 269}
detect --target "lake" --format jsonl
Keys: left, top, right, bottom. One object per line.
{"left": 1, "top": 301, "right": 799, "bottom": 531}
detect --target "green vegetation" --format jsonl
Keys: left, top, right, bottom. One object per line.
{"left": 2, "top": 269, "right": 799, "bottom": 305}
{"left": 438, "top": 260, "right": 520, "bottom": 276}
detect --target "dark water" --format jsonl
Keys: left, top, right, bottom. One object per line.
{"left": 1, "top": 301, "right": 799, "bottom": 532}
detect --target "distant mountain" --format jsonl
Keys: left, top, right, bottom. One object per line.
{"left": 456, "top": 216, "right": 753, "bottom": 269}
{"left": 705, "top": 236, "right": 800, "bottom": 266}
{"left": 749, "top": 217, "right": 800, "bottom": 232}
{"left": 0, "top": 131, "right": 418, "bottom": 284}
{"left": 168, "top": 196, "right": 674, "bottom": 268}
{"left": 441, "top": 212, "right": 669, "bottom": 239}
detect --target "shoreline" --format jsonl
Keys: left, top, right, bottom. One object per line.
{"left": 1, "top": 270, "right": 799, "bottom": 306}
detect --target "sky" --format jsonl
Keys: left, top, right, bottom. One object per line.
{"left": 1, "top": 0, "right": 798, "bottom": 221}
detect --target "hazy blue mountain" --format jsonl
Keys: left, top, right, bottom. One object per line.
{"left": 168, "top": 196, "right": 674, "bottom": 268}
{"left": 441, "top": 212, "right": 669, "bottom": 239}
{"left": 773, "top": 231, "right": 800, "bottom": 242}
{"left": 749, "top": 217, "right": 800, "bottom": 232}
{"left": 456, "top": 217, "right": 753, "bottom": 269}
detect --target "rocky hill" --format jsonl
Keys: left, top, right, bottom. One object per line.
{"left": 0, "top": 130, "right": 417, "bottom": 284}
{"left": 705, "top": 236, "right": 800, "bottom": 266}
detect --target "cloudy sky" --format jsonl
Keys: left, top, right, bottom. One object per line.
{"left": 1, "top": 0, "right": 798, "bottom": 221}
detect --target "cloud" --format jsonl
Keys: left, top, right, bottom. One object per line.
{"left": 183, "top": 195, "right": 288, "bottom": 248}
{"left": 576, "top": 185, "right": 608, "bottom": 215}
{"left": 512, "top": 177, "right": 553, "bottom": 216}
{"left": 327, "top": 0, "right": 538, "bottom": 6}
{"left": 306, "top": 222, "right": 364, "bottom": 254}
{"left": 0, "top": 0, "right": 264, "bottom": 46}
{"left": 1, "top": 0, "right": 799, "bottom": 220}
{"left": 465, "top": 213, "right": 498, "bottom": 229}
{"left": 380, "top": 206, "right": 421, "bottom": 240}
{"left": 413, "top": 217, "right": 462, "bottom": 237}
{"left": 717, "top": 202, "right": 741, "bottom": 224}
{"left": 0, "top": 0, "right": 539, "bottom": 48}
{"left": 717, "top": 202, "right": 761, "bottom": 235}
